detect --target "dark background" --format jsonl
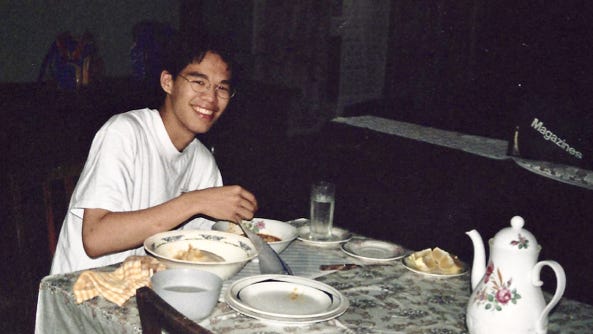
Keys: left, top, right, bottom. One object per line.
{"left": 383, "top": 1, "right": 593, "bottom": 139}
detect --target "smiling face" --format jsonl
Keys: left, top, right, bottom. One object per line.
{"left": 159, "top": 51, "right": 232, "bottom": 151}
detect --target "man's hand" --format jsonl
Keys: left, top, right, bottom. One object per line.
{"left": 185, "top": 185, "right": 258, "bottom": 223}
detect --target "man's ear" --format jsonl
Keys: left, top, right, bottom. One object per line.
{"left": 160, "top": 70, "right": 173, "bottom": 94}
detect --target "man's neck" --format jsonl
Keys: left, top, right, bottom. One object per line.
{"left": 158, "top": 106, "right": 193, "bottom": 152}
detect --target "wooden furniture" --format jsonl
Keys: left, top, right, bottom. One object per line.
{"left": 136, "top": 287, "right": 212, "bottom": 334}
{"left": 42, "top": 162, "right": 83, "bottom": 255}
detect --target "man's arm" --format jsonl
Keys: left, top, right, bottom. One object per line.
{"left": 82, "top": 185, "right": 257, "bottom": 258}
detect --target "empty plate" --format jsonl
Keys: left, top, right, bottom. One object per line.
{"left": 225, "top": 274, "right": 349, "bottom": 323}
{"left": 238, "top": 281, "right": 332, "bottom": 315}
{"left": 341, "top": 239, "right": 407, "bottom": 261}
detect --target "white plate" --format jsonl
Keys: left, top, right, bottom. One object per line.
{"left": 402, "top": 255, "right": 468, "bottom": 278}
{"left": 238, "top": 282, "right": 332, "bottom": 316}
{"left": 297, "top": 226, "right": 352, "bottom": 247}
{"left": 513, "top": 157, "right": 593, "bottom": 190}
{"left": 225, "top": 274, "right": 349, "bottom": 323}
{"left": 341, "top": 239, "right": 407, "bottom": 261}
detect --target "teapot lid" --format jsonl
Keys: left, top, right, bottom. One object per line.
{"left": 492, "top": 216, "right": 537, "bottom": 251}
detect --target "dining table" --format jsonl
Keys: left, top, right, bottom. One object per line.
{"left": 35, "top": 219, "right": 593, "bottom": 333}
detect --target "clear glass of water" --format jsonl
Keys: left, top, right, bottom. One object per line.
{"left": 309, "top": 181, "right": 335, "bottom": 240}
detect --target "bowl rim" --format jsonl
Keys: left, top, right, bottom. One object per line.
{"left": 151, "top": 268, "right": 223, "bottom": 287}
{"left": 144, "top": 229, "right": 259, "bottom": 265}
{"left": 213, "top": 218, "right": 298, "bottom": 244}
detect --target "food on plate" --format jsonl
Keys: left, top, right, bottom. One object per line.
{"left": 406, "top": 247, "right": 464, "bottom": 275}
{"left": 223, "top": 223, "right": 282, "bottom": 243}
{"left": 289, "top": 287, "right": 301, "bottom": 301}
{"left": 256, "top": 233, "right": 281, "bottom": 243}
{"left": 174, "top": 245, "right": 224, "bottom": 262}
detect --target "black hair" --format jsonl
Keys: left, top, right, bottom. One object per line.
{"left": 161, "top": 31, "right": 236, "bottom": 82}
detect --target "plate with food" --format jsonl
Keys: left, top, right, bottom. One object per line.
{"left": 341, "top": 239, "right": 407, "bottom": 262}
{"left": 402, "top": 247, "right": 467, "bottom": 277}
{"left": 224, "top": 274, "right": 349, "bottom": 323}
{"left": 212, "top": 218, "right": 298, "bottom": 253}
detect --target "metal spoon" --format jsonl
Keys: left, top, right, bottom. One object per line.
{"left": 194, "top": 249, "right": 226, "bottom": 262}
{"left": 237, "top": 221, "right": 293, "bottom": 275}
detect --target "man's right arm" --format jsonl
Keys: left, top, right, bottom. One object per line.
{"left": 81, "top": 185, "right": 258, "bottom": 258}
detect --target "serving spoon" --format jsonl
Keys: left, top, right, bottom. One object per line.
{"left": 237, "top": 221, "right": 293, "bottom": 275}
{"left": 194, "top": 249, "right": 226, "bottom": 262}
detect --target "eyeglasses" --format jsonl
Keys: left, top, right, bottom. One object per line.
{"left": 177, "top": 74, "right": 236, "bottom": 99}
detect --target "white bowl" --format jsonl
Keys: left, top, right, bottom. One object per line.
{"left": 144, "top": 230, "right": 258, "bottom": 280}
{"left": 151, "top": 268, "right": 222, "bottom": 321}
{"left": 212, "top": 218, "right": 298, "bottom": 253}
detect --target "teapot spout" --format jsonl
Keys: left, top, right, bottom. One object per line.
{"left": 466, "top": 229, "right": 486, "bottom": 290}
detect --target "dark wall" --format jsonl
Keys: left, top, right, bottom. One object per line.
{"left": 383, "top": 1, "right": 593, "bottom": 140}
{"left": 0, "top": 0, "right": 180, "bottom": 82}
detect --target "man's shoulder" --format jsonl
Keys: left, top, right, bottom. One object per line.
{"left": 112, "top": 108, "right": 157, "bottom": 122}
{"left": 104, "top": 108, "right": 158, "bottom": 131}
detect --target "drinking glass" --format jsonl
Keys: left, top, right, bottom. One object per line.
{"left": 309, "top": 181, "right": 335, "bottom": 240}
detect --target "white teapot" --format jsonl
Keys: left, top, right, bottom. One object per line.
{"left": 466, "top": 216, "right": 566, "bottom": 334}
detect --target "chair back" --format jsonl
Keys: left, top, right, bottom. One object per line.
{"left": 136, "top": 286, "right": 213, "bottom": 334}
{"left": 42, "top": 162, "right": 83, "bottom": 256}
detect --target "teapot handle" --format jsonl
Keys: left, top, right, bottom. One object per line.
{"left": 531, "top": 260, "right": 566, "bottom": 334}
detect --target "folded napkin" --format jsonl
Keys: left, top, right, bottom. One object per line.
{"left": 73, "top": 255, "right": 166, "bottom": 306}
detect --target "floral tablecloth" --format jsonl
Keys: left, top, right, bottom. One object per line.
{"left": 35, "top": 225, "right": 593, "bottom": 333}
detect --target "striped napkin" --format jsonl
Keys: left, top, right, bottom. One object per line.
{"left": 73, "top": 255, "right": 166, "bottom": 307}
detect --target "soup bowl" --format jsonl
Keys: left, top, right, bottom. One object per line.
{"left": 150, "top": 268, "right": 222, "bottom": 321}
{"left": 144, "top": 230, "right": 258, "bottom": 280}
{"left": 212, "top": 218, "right": 298, "bottom": 253}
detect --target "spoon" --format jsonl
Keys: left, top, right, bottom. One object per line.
{"left": 194, "top": 249, "right": 226, "bottom": 262}
{"left": 237, "top": 221, "right": 293, "bottom": 275}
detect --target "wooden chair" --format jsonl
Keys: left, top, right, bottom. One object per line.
{"left": 136, "top": 287, "right": 213, "bottom": 334}
{"left": 42, "top": 162, "right": 83, "bottom": 256}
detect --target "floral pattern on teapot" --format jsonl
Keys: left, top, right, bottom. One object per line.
{"left": 472, "top": 262, "right": 522, "bottom": 311}
{"left": 510, "top": 233, "right": 530, "bottom": 249}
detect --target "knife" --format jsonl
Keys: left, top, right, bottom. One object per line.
{"left": 238, "top": 221, "right": 294, "bottom": 275}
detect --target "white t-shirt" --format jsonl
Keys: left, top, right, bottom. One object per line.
{"left": 50, "top": 108, "right": 222, "bottom": 274}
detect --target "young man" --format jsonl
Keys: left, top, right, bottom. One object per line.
{"left": 51, "top": 34, "right": 258, "bottom": 274}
